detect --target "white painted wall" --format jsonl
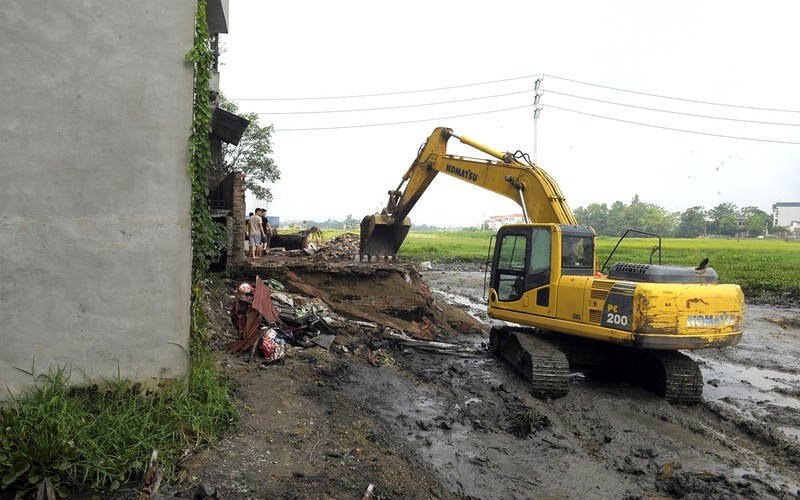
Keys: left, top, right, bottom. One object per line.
{"left": 0, "top": 1, "right": 196, "bottom": 398}
{"left": 773, "top": 203, "right": 800, "bottom": 228}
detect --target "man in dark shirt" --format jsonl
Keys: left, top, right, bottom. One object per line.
{"left": 260, "top": 209, "right": 273, "bottom": 254}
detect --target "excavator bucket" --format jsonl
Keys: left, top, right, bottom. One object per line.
{"left": 359, "top": 214, "right": 411, "bottom": 260}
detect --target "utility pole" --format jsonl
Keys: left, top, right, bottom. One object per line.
{"left": 533, "top": 76, "right": 543, "bottom": 163}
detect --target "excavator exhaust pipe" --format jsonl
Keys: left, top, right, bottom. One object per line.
{"left": 359, "top": 214, "right": 411, "bottom": 261}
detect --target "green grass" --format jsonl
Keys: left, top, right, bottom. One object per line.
{"left": 401, "top": 230, "right": 495, "bottom": 262}
{"left": 397, "top": 231, "right": 800, "bottom": 302}
{"left": 1, "top": 304, "right": 238, "bottom": 497}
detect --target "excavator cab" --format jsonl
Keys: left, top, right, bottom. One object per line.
{"left": 488, "top": 224, "right": 596, "bottom": 312}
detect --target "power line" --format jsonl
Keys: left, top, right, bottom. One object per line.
{"left": 546, "top": 104, "right": 800, "bottom": 145}
{"left": 273, "top": 104, "right": 535, "bottom": 132}
{"left": 247, "top": 73, "right": 800, "bottom": 140}
{"left": 272, "top": 99, "right": 800, "bottom": 142}
{"left": 253, "top": 89, "right": 534, "bottom": 115}
{"left": 546, "top": 89, "right": 800, "bottom": 127}
{"left": 252, "top": 80, "right": 800, "bottom": 126}
{"left": 234, "top": 74, "right": 539, "bottom": 101}
{"left": 544, "top": 74, "right": 800, "bottom": 114}
{"left": 232, "top": 72, "right": 800, "bottom": 114}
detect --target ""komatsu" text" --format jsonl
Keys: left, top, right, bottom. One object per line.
{"left": 445, "top": 164, "right": 478, "bottom": 182}
{"left": 686, "top": 313, "right": 736, "bottom": 327}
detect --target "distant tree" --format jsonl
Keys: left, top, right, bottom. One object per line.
{"left": 343, "top": 214, "right": 359, "bottom": 230}
{"left": 676, "top": 206, "right": 707, "bottom": 238}
{"left": 707, "top": 203, "right": 738, "bottom": 235}
{"left": 641, "top": 203, "right": 675, "bottom": 235}
{"left": 609, "top": 195, "right": 674, "bottom": 236}
{"left": 606, "top": 201, "right": 627, "bottom": 236}
{"left": 213, "top": 95, "right": 281, "bottom": 201}
{"left": 740, "top": 206, "right": 771, "bottom": 236}
{"left": 410, "top": 224, "right": 443, "bottom": 231}
{"left": 623, "top": 195, "right": 645, "bottom": 231}
{"left": 573, "top": 203, "right": 609, "bottom": 234}
{"left": 719, "top": 214, "right": 739, "bottom": 236}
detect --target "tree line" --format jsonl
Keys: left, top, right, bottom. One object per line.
{"left": 284, "top": 200, "right": 779, "bottom": 237}
{"left": 573, "top": 195, "right": 779, "bottom": 238}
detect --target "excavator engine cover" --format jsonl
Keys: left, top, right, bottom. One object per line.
{"left": 608, "top": 263, "right": 719, "bottom": 284}
{"left": 359, "top": 214, "right": 411, "bottom": 260}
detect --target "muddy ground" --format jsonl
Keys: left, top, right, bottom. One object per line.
{"left": 175, "top": 260, "right": 800, "bottom": 500}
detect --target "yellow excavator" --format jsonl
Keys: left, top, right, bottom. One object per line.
{"left": 360, "top": 127, "right": 744, "bottom": 404}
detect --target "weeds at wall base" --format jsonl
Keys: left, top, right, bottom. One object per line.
{"left": 0, "top": 356, "right": 237, "bottom": 496}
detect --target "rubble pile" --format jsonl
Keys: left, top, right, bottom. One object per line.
{"left": 225, "top": 263, "right": 486, "bottom": 367}
{"left": 265, "top": 232, "right": 359, "bottom": 260}
{"left": 234, "top": 226, "right": 486, "bottom": 370}
{"left": 310, "top": 232, "right": 360, "bottom": 260}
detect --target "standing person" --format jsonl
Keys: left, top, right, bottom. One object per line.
{"left": 247, "top": 208, "right": 265, "bottom": 259}
{"left": 244, "top": 212, "right": 254, "bottom": 253}
{"left": 260, "top": 209, "right": 274, "bottom": 255}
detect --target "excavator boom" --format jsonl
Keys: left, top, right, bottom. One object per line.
{"left": 360, "top": 127, "right": 576, "bottom": 259}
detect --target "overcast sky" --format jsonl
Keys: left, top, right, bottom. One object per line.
{"left": 219, "top": 1, "right": 799, "bottom": 227}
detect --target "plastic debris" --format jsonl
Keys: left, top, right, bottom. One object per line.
{"left": 259, "top": 328, "right": 286, "bottom": 362}
{"left": 310, "top": 334, "right": 335, "bottom": 350}
{"left": 228, "top": 276, "right": 342, "bottom": 361}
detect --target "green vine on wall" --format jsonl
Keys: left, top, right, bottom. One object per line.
{"left": 186, "top": 0, "right": 221, "bottom": 339}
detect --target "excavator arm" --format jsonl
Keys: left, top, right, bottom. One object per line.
{"left": 360, "top": 127, "right": 577, "bottom": 259}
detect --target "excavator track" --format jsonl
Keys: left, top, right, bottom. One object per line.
{"left": 638, "top": 350, "right": 704, "bottom": 405}
{"left": 489, "top": 326, "right": 569, "bottom": 399}
{"left": 490, "top": 326, "right": 704, "bottom": 404}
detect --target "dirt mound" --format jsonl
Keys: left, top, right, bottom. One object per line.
{"left": 286, "top": 265, "right": 483, "bottom": 340}
{"left": 239, "top": 256, "right": 485, "bottom": 340}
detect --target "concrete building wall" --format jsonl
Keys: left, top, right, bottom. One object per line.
{"left": 0, "top": 2, "right": 197, "bottom": 399}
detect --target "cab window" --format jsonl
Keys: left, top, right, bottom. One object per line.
{"left": 562, "top": 235, "right": 593, "bottom": 273}
{"left": 530, "top": 227, "right": 551, "bottom": 272}
{"left": 527, "top": 227, "right": 552, "bottom": 290}
{"left": 495, "top": 234, "right": 527, "bottom": 302}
